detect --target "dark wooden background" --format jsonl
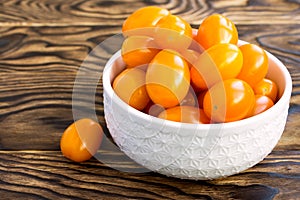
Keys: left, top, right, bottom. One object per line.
{"left": 0, "top": 0, "right": 299, "bottom": 199}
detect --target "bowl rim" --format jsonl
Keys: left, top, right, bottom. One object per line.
{"left": 102, "top": 40, "right": 292, "bottom": 131}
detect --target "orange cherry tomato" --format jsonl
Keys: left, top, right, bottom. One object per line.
{"left": 192, "top": 28, "right": 198, "bottom": 39}
{"left": 203, "top": 79, "right": 255, "bottom": 123}
{"left": 197, "top": 90, "right": 207, "bottom": 109}
{"left": 189, "top": 29, "right": 204, "bottom": 52}
{"left": 122, "top": 6, "right": 170, "bottom": 36}
{"left": 158, "top": 106, "right": 210, "bottom": 124}
{"left": 154, "top": 14, "right": 192, "bottom": 51}
{"left": 121, "top": 35, "right": 160, "bottom": 68}
{"left": 248, "top": 95, "right": 274, "bottom": 117}
{"left": 113, "top": 68, "right": 150, "bottom": 110}
{"left": 143, "top": 101, "right": 165, "bottom": 117}
{"left": 196, "top": 14, "right": 238, "bottom": 50}
{"left": 180, "top": 87, "right": 198, "bottom": 107}
{"left": 190, "top": 80, "right": 202, "bottom": 93}
{"left": 237, "top": 43, "right": 269, "bottom": 87}
{"left": 253, "top": 78, "right": 278, "bottom": 102}
{"left": 199, "top": 109, "right": 210, "bottom": 124}
{"left": 180, "top": 49, "right": 201, "bottom": 69}
{"left": 60, "top": 118, "right": 103, "bottom": 162}
{"left": 191, "top": 43, "right": 243, "bottom": 90}
{"left": 146, "top": 49, "right": 190, "bottom": 108}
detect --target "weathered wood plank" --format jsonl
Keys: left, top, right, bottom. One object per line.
{"left": 0, "top": 25, "right": 119, "bottom": 150}
{"left": 0, "top": 0, "right": 299, "bottom": 199}
{"left": 0, "top": 0, "right": 299, "bottom": 26}
{"left": 0, "top": 150, "right": 299, "bottom": 199}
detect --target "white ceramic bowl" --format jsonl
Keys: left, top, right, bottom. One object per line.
{"left": 102, "top": 41, "right": 292, "bottom": 180}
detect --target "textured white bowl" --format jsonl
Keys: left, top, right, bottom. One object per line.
{"left": 102, "top": 41, "right": 292, "bottom": 180}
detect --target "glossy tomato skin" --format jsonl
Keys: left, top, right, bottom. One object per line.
{"left": 248, "top": 95, "right": 274, "bottom": 117}
{"left": 154, "top": 14, "right": 192, "bottom": 51}
{"left": 203, "top": 79, "right": 255, "bottom": 123}
{"left": 113, "top": 68, "right": 150, "bottom": 110}
{"left": 199, "top": 108, "right": 211, "bottom": 124}
{"left": 197, "top": 90, "right": 207, "bottom": 109}
{"left": 237, "top": 44, "right": 268, "bottom": 87}
{"left": 180, "top": 49, "right": 201, "bottom": 69}
{"left": 158, "top": 106, "right": 210, "bottom": 124}
{"left": 253, "top": 78, "right": 278, "bottom": 102}
{"left": 122, "top": 6, "right": 170, "bottom": 36}
{"left": 143, "top": 101, "right": 165, "bottom": 117}
{"left": 146, "top": 49, "right": 190, "bottom": 108}
{"left": 180, "top": 87, "right": 198, "bottom": 107}
{"left": 121, "top": 36, "right": 160, "bottom": 68}
{"left": 196, "top": 14, "right": 238, "bottom": 50}
{"left": 189, "top": 29, "right": 204, "bottom": 52}
{"left": 60, "top": 118, "right": 103, "bottom": 162}
{"left": 190, "top": 43, "right": 243, "bottom": 90}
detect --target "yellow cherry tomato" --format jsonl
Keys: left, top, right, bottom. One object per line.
{"left": 113, "top": 68, "right": 150, "bottom": 110}
{"left": 237, "top": 43, "right": 269, "bottom": 87}
{"left": 248, "top": 95, "right": 274, "bottom": 117}
{"left": 180, "top": 87, "right": 198, "bottom": 107}
{"left": 122, "top": 6, "right": 170, "bottom": 36}
{"left": 121, "top": 35, "right": 160, "bottom": 68}
{"left": 60, "top": 118, "right": 103, "bottom": 162}
{"left": 158, "top": 106, "right": 210, "bottom": 124}
{"left": 196, "top": 14, "right": 238, "bottom": 50}
{"left": 203, "top": 79, "right": 255, "bottom": 123}
{"left": 146, "top": 49, "right": 190, "bottom": 108}
{"left": 189, "top": 28, "right": 204, "bottom": 52}
{"left": 143, "top": 101, "right": 165, "bottom": 117}
{"left": 197, "top": 90, "right": 207, "bottom": 109}
{"left": 180, "top": 49, "right": 201, "bottom": 69}
{"left": 154, "top": 14, "right": 192, "bottom": 51}
{"left": 253, "top": 78, "right": 278, "bottom": 102}
{"left": 191, "top": 43, "right": 243, "bottom": 90}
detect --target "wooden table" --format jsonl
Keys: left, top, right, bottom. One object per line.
{"left": 0, "top": 0, "right": 299, "bottom": 199}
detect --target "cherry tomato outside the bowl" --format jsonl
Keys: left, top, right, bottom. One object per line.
{"left": 190, "top": 43, "right": 243, "bottom": 90}
{"left": 253, "top": 78, "right": 278, "bottom": 102}
{"left": 248, "top": 95, "right": 274, "bottom": 117}
{"left": 154, "top": 14, "right": 192, "bottom": 51}
{"left": 158, "top": 106, "right": 210, "bottom": 124}
{"left": 196, "top": 14, "right": 238, "bottom": 50}
{"left": 60, "top": 118, "right": 103, "bottom": 162}
{"left": 113, "top": 68, "right": 150, "bottom": 110}
{"left": 122, "top": 6, "right": 170, "bottom": 37}
{"left": 146, "top": 49, "right": 190, "bottom": 108}
{"left": 121, "top": 35, "right": 160, "bottom": 68}
{"left": 203, "top": 79, "right": 255, "bottom": 123}
{"left": 237, "top": 43, "right": 269, "bottom": 87}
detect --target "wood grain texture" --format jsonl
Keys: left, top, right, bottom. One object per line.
{"left": 0, "top": 150, "right": 299, "bottom": 200}
{"left": 0, "top": 0, "right": 299, "bottom": 26}
{"left": 0, "top": 26, "right": 120, "bottom": 150}
{"left": 0, "top": 0, "right": 300, "bottom": 199}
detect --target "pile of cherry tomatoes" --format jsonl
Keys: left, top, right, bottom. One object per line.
{"left": 59, "top": 6, "right": 280, "bottom": 163}
{"left": 113, "top": 6, "right": 278, "bottom": 124}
